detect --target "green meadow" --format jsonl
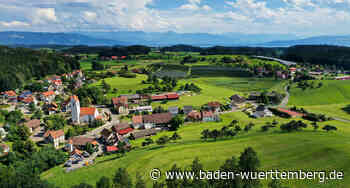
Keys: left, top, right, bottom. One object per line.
{"left": 42, "top": 112, "right": 350, "bottom": 188}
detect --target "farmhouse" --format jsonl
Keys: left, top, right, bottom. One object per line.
{"left": 151, "top": 93, "right": 180, "bottom": 101}
{"left": 187, "top": 110, "right": 202, "bottom": 121}
{"left": 41, "top": 91, "right": 56, "bottom": 103}
{"left": 2, "top": 90, "right": 17, "bottom": 102}
{"left": 143, "top": 113, "right": 173, "bottom": 129}
{"left": 44, "top": 129, "right": 65, "bottom": 148}
{"left": 230, "top": 94, "right": 246, "bottom": 104}
{"left": 202, "top": 111, "right": 218, "bottom": 122}
{"left": 277, "top": 108, "right": 304, "bottom": 118}
{"left": 112, "top": 122, "right": 134, "bottom": 136}
{"left": 24, "top": 119, "right": 41, "bottom": 133}
{"left": 132, "top": 115, "right": 143, "bottom": 129}
{"left": 130, "top": 129, "right": 159, "bottom": 139}
{"left": 112, "top": 96, "right": 129, "bottom": 115}
{"left": 207, "top": 101, "right": 221, "bottom": 112}
{"left": 101, "top": 128, "right": 117, "bottom": 145}
{"left": 252, "top": 105, "right": 273, "bottom": 118}
{"left": 69, "top": 136, "right": 97, "bottom": 150}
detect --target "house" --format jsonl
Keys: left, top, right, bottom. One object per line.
{"left": 0, "top": 143, "right": 10, "bottom": 155}
{"left": 151, "top": 95, "right": 167, "bottom": 101}
{"left": 166, "top": 93, "right": 179, "bottom": 100}
{"left": 335, "top": 76, "right": 350, "bottom": 80}
{"left": 112, "top": 96, "right": 129, "bottom": 115}
{"left": 70, "top": 95, "right": 101, "bottom": 124}
{"left": 22, "top": 96, "right": 36, "bottom": 105}
{"left": 69, "top": 136, "right": 97, "bottom": 150}
{"left": 202, "top": 111, "right": 217, "bottom": 122}
{"left": 24, "top": 119, "right": 41, "bottom": 133}
{"left": 130, "top": 129, "right": 159, "bottom": 139}
{"left": 101, "top": 128, "right": 117, "bottom": 145}
{"left": 207, "top": 102, "right": 221, "bottom": 112}
{"left": 44, "top": 129, "right": 65, "bottom": 148}
{"left": 183, "top": 106, "right": 193, "bottom": 115}
{"left": 187, "top": 110, "right": 202, "bottom": 121}
{"left": 18, "top": 91, "right": 32, "bottom": 101}
{"left": 252, "top": 105, "right": 273, "bottom": 118}
{"left": 2, "top": 90, "right": 17, "bottom": 102}
{"left": 230, "top": 94, "right": 246, "bottom": 104}
{"left": 80, "top": 107, "right": 100, "bottom": 123}
{"left": 112, "top": 123, "right": 134, "bottom": 137}
{"left": 41, "top": 91, "right": 56, "bottom": 103}
{"left": 168, "top": 106, "right": 179, "bottom": 116}
{"left": 276, "top": 108, "right": 304, "bottom": 118}
{"left": 47, "top": 102, "right": 58, "bottom": 115}
{"left": 142, "top": 113, "right": 172, "bottom": 129}
{"left": 106, "top": 146, "right": 119, "bottom": 153}
{"left": 151, "top": 93, "right": 180, "bottom": 101}
{"left": 132, "top": 115, "right": 143, "bottom": 129}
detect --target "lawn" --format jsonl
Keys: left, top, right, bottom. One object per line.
{"left": 288, "top": 80, "right": 350, "bottom": 106}
{"left": 42, "top": 112, "right": 350, "bottom": 188}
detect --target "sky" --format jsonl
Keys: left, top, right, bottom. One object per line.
{"left": 0, "top": 0, "right": 350, "bottom": 36}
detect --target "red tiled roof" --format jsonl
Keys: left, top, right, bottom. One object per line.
{"left": 112, "top": 123, "right": 130, "bottom": 132}
{"left": 151, "top": 95, "right": 167, "bottom": 100}
{"left": 106, "top": 146, "right": 118, "bottom": 152}
{"left": 22, "top": 96, "right": 34, "bottom": 103}
{"left": 42, "top": 91, "right": 55, "bottom": 97}
{"left": 118, "top": 127, "right": 134, "bottom": 135}
{"left": 132, "top": 115, "right": 143, "bottom": 124}
{"left": 202, "top": 111, "right": 214, "bottom": 118}
{"left": 80, "top": 107, "right": 97, "bottom": 116}
{"left": 208, "top": 101, "right": 221, "bottom": 108}
{"left": 4, "top": 90, "right": 16, "bottom": 97}
{"left": 187, "top": 110, "right": 202, "bottom": 120}
{"left": 112, "top": 96, "right": 128, "bottom": 105}
{"left": 277, "top": 108, "right": 303, "bottom": 117}
{"left": 44, "top": 129, "right": 64, "bottom": 139}
{"left": 24, "top": 119, "right": 41, "bottom": 128}
{"left": 166, "top": 93, "right": 179, "bottom": 100}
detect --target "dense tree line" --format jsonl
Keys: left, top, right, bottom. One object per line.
{"left": 0, "top": 46, "right": 79, "bottom": 91}
{"left": 99, "top": 45, "right": 151, "bottom": 57}
{"left": 160, "top": 45, "right": 202, "bottom": 52}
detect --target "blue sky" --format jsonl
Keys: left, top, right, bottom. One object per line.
{"left": 0, "top": 0, "right": 350, "bottom": 36}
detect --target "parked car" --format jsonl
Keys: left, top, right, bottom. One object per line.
{"left": 82, "top": 151, "right": 90, "bottom": 158}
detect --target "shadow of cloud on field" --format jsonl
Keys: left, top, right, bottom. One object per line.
{"left": 341, "top": 104, "right": 350, "bottom": 114}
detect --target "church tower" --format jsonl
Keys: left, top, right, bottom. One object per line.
{"left": 70, "top": 95, "right": 80, "bottom": 124}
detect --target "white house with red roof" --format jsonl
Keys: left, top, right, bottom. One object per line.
{"left": 40, "top": 91, "right": 56, "bottom": 103}
{"left": 70, "top": 95, "right": 100, "bottom": 124}
{"left": 44, "top": 129, "right": 65, "bottom": 148}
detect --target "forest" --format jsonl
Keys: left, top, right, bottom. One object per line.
{"left": 0, "top": 46, "right": 80, "bottom": 91}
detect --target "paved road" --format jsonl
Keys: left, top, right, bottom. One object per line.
{"left": 278, "top": 85, "right": 290, "bottom": 108}
{"left": 253, "top": 56, "right": 297, "bottom": 66}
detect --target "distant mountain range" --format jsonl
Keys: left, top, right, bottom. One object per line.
{"left": 0, "top": 31, "right": 125, "bottom": 46}
{"left": 262, "top": 35, "right": 350, "bottom": 47}
{"left": 78, "top": 31, "right": 298, "bottom": 46}
{"left": 1, "top": 31, "right": 350, "bottom": 47}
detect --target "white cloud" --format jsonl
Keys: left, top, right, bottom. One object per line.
{"left": 32, "top": 8, "right": 58, "bottom": 24}
{"left": 179, "top": 0, "right": 212, "bottom": 11}
{"left": 82, "top": 11, "right": 97, "bottom": 22}
{"left": 0, "top": 21, "right": 30, "bottom": 28}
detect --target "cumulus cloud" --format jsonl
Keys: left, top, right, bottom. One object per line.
{"left": 0, "top": 21, "right": 30, "bottom": 28}
{"left": 179, "top": 0, "right": 212, "bottom": 11}
{"left": 32, "top": 8, "right": 58, "bottom": 24}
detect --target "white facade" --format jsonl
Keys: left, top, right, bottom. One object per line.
{"left": 71, "top": 97, "right": 80, "bottom": 124}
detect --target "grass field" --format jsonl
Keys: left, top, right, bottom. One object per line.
{"left": 42, "top": 112, "right": 350, "bottom": 188}
{"left": 288, "top": 80, "right": 350, "bottom": 106}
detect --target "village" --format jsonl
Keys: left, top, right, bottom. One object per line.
{"left": 0, "top": 52, "right": 343, "bottom": 173}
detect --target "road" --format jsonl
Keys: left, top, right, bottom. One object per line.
{"left": 278, "top": 85, "right": 290, "bottom": 108}
{"left": 253, "top": 56, "right": 297, "bottom": 66}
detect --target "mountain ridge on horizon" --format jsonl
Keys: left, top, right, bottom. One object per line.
{"left": 1, "top": 31, "right": 350, "bottom": 47}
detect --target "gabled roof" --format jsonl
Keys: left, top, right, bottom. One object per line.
{"left": 118, "top": 128, "right": 134, "bottom": 135}
{"left": 80, "top": 107, "right": 97, "bottom": 116}
{"left": 24, "top": 119, "right": 41, "bottom": 129}
{"left": 106, "top": 146, "right": 118, "bottom": 152}
{"left": 71, "top": 136, "right": 96, "bottom": 146}
{"left": 44, "top": 129, "right": 64, "bottom": 139}
{"left": 4, "top": 90, "right": 16, "bottom": 97}
{"left": 143, "top": 113, "right": 172, "bottom": 124}
{"left": 112, "top": 122, "right": 130, "bottom": 132}
{"left": 202, "top": 111, "right": 214, "bottom": 118}
{"left": 70, "top": 95, "right": 79, "bottom": 102}
{"left": 187, "top": 110, "right": 202, "bottom": 120}
{"left": 166, "top": 93, "right": 179, "bottom": 100}
{"left": 22, "top": 96, "right": 34, "bottom": 104}
{"left": 151, "top": 95, "right": 167, "bottom": 100}
{"left": 132, "top": 115, "right": 143, "bottom": 124}
{"left": 42, "top": 91, "right": 55, "bottom": 97}
{"left": 277, "top": 108, "right": 304, "bottom": 117}
{"left": 112, "top": 96, "right": 128, "bottom": 105}
{"left": 230, "top": 94, "right": 246, "bottom": 103}
{"left": 207, "top": 101, "right": 221, "bottom": 108}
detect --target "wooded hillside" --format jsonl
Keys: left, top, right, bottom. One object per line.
{"left": 0, "top": 46, "right": 80, "bottom": 91}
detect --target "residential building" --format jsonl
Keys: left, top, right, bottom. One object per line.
{"left": 101, "top": 128, "right": 117, "bottom": 145}
{"left": 69, "top": 136, "right": 97, "bottom": 150}
{"left": 41, "top": 91, "right": 56, "bottom": 103}
{"left": 186, "top": 110, "right": 202, "bottom": 121}
{"left": 132, "top": 115, "right": 143, "bottom": 129}
{"left": 252, "top": 105, "right": 273, "bottom": 118}
{"left": 112, "top": 123, "right": 134, "bottom": 137}
{"left": 44, "top": 130, "right": 65, "bottom": 148}
{"left": 142, "top": 113, "right": 172, "bottom": 129}
{"left": 230, "top": 94, "right": 246, "bottom": 104}
{"left": 202, "top": 111, "right": 217, "bottom": 122}
{"left": 112, "top": 96, "right": 129, "bottom": 115}
{"left": 276, "top": 108, "right": 304, "bottom": 118}
{"left": 24, "top": 119, "right": 41, "bottom": 133}
{"left": 131, "top": 129, "right": 159, "bottom": 139}
{"left": 2, "top": 90, "right": 17, "bottom": 102}
{"left": 207, "top": 101, "right": 221, "bottom": 113}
